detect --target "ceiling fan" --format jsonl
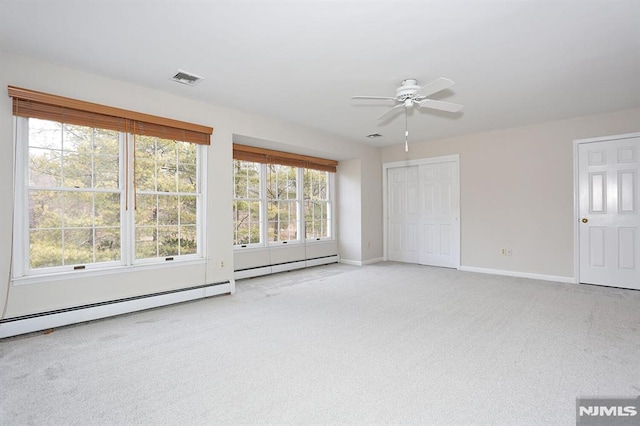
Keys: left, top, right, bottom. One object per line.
{"left": 351, "top": 77, "right": 463, "bottom": 151}
{"left": 352, "top": 77, "right": 463, "bottom": 120}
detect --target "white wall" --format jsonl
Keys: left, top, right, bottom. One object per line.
{"left": 360, "top": 148, "right": 383, "bottom": 263}
{"left": 337, "top": 158, "right": 362, "bottom": 264}
{"left": 0, "top": 51, "right": 381, "bottom": 318}
{"left": 337, "top": 150, "right": 383, "bottom": 265}
{"left": 381, "top": 108, "right": 640, "bottom": 279}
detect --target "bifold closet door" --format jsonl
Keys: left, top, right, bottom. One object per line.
{"left": 387, "top": 160, "right": 460, "bottom": 268}
{"left": 387, "top": 166, "right": 419, "bottom": 263}
{"left": 418, "top": 161, "right": 459, "bottom": 268}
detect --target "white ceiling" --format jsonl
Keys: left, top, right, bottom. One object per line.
{"left": 1, "top": 0, "right": 639, "bottom": 148}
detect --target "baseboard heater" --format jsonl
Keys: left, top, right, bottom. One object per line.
{"left": 234, "top": 255, "right": 339, "bottom": 280}
{"left": 0, "top": 281, "right": 231, "bottom": 339}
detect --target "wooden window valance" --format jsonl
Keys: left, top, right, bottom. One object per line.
{"left": 8, "top": 86, "right": 213, "bottom": 145}
{"left": 233, "top": 143, "right": 338, "bottom": 173}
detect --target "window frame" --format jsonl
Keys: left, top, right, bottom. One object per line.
{"left": 131, "top": 135, "right": 204, "bottom": 265}
{"left": 233, "top": 159, "right": 263, "bottom": 248}
{"left": 12, "top": 116, "right": 206, "bottom": 279}
{"left": 233, "top": 158, "right": 335, "bottom": 250}
{"left": 266, "top": 163, "right": 301, "bottom": 246}
{"left": 303, "top": 168, "right": 332, "bottom": 242}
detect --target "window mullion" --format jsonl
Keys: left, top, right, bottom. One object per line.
{"left": 90, "top": 128, "right": 96, "bottom": 264}
{"left": 14, "top": 117, "right": 29, "bottom": 277}
{"left": 261, "top": 163, "right": 268, "bottom": 245}
{"left": 123, "top": 131, "right": 135, "bottom": 266}
{"left": 196, "top": 144, "right": 204, "bottom": 256}
{"left": 328, "top": 172, "right": 334, "bottom": 239}
{"left": 154, "top": 138, "right": 159, "bottom": 259}
{"left": 297, "top": 167, "right": 303, "bottom": 242}
{"left": 60, "top": 126, "right": 66, "bottom": 266}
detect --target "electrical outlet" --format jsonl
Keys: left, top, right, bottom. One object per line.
{"left": 500, "top": 248, "right": 507, "bottom": 256}
{"left": 220, "top": 261, "right": 224, "bottom": 268}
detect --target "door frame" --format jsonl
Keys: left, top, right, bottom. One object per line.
{"left": 573, "top": 131, "right": 640, "bottom": 284}
{"left": 382, "top": 154, "right": 460, "bottom": 268}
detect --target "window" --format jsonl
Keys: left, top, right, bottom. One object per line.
{"left": 134, "top": 135, "right": 200, "bottom": 260}
{"left": 27, "top": 119, "right": 122, "bottom": 269}
{"left": 232, "top": 144, "right": 337, "bottom": 247}
{"left": 10, "top": 86, "right": 212, "bottom": 277}
{"left": 233, "top": 160, "right": 261, "bottom": 246}
{"left": 267, "top": 164, "right": 298, "bottom": 242}
{"left": 304, "top": 168, "right": 330, "bottom": 239}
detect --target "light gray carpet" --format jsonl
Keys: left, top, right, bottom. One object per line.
{"left": 1, "top": 262, "right": 639, "bottom": 425}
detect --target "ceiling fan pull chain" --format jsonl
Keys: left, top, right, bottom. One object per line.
{"left": 405, "top": 108, "right": 409, "bottom": 152}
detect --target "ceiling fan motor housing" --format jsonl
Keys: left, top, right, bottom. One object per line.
{"left": 397, "top": 78, "right": 421, "bottom": 102}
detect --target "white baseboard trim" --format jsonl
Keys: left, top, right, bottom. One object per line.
{"left": 340, "top": 257, "right": 384, "bottom": 266}
{"left": 0, "top": 282, "right": 231, "bottom": 339}
{"left": 271, "top": 260, "right": 306, "bottom": 274}
{"left": 234, "top": 256, "right": 340, "bottom": 280}
{"left": 306, "top": 255, "right": 340, "bottom": 268}
{"left": 459, "top": 266, "right": 575, "bottom": 284}
{"left": 234, "top": 266, "right": 272, "bottom": 280}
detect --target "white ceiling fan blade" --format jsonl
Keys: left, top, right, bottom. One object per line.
{"left": 417, "top": 99, "right": 463, "bottom": 113}
{"left": 376, "top": 104, "right": 404, "bottom": 120}
{"left": 351, "top": 96, "right": 396, "bottom": 100}
{"left": 415, "top": 77, "right": 455, "bottom": 97}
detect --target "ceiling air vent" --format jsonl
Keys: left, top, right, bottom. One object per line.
{"left": 171, "top": 69, "right": 203, "bottom": 86}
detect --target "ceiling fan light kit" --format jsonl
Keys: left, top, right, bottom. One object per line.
{"left": 352, "top": 77, "right": 463, "bottom": 151}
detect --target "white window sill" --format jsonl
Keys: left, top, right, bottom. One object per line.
{"left": 233, "top": 238, "right": 335, "bottom": 251}
{"left": 11, "top": 257, "right": 207, "bottom": 286}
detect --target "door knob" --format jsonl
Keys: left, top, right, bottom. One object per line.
{"left": 581, "top": 218, "right": 588, "bottom": 223}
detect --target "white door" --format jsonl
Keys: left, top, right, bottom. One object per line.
{"left": 578, "top": 136, "right": 640, "bottom": 290}
{"left": 418, "top": 162, "right": 460, "bottom": 268}
{"left": 388, "top": 166, "right": 419, "bottom": 263}
{"left": 385, "top": 156, "right": 460, "bottom": 268}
